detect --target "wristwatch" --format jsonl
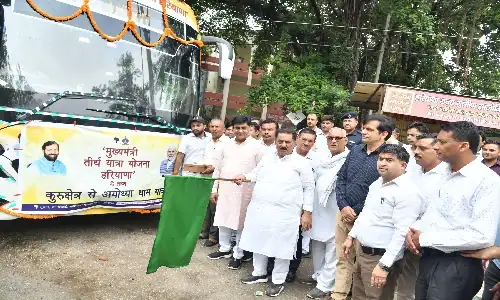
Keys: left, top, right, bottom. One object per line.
{"left": 377, "top": 262, "right": 391, "bottom": 272}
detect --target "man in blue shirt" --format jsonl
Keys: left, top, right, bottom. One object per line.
{"left": 341, "top": 112, "right": 362, "bottom": 150}
{"left": 29, "top": 141, "right": 67, "bottom": 175}
{"left": 332, "top": 114, "right": 393, "bottom": 300}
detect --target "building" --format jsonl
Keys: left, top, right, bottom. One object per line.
{"left": 201, "top": 45, "right": 285, "bottom": 122}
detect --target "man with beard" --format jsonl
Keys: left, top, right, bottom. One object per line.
{"left": 395, "top": 133, "right": 447, "bottom": 300}
{"left": 314, "top": 115, "right": 335, "bottom": 154}
{"left": 406, "top": 121, "right": 500, "bottom": 300}
{"left": 342, "top": 112, "right": 362, "bottom": 150}
{"left": 172, "top": 116, "right": 211, "bottom": 176}
{"left": 481, "top": 140, "right": 500, "bottom": 176}
{"left": 405, "top": 122, "right": 429, "bottom": 171}
{"left": 303, "top": 127, "right": 349, "bottom": 299}
{"left": 260, "top": 119, "right": 278, "bottom": 154}
{"left": 207, "top": 115, "right": 266, "bottom": 270}
{"left": 28, "top": 141, "right": 67, "bottom": 175}
{"left": 235, "top": 128, "right": 314, "bottom": 297}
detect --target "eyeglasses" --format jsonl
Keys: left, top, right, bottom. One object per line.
{"left": 327, "top": 136, "right": 346, "bottom": 141}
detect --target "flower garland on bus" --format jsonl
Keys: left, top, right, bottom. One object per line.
{"left": 26, "top": 0, "right": 204, "bottom": 48}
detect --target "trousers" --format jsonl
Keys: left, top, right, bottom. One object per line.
{"left": 352, "top": 242, "right": 403, "bottom": 300}
{"left": 201, "top": 201, "right": 218, "bottom": 240}
{"left": 415, "top": 248, "right": 483, "bottom": 300}
{"left": 332, "top": 211, "right": 355, "bottom": 300}
{"left": 267, "top": 226, "right": 302, "bottom": 275}
{"left": 482, "top": 262, "right": 500, "bottom": 300}
{"left": 253, "top": 253, "right": 290, "bottom": 284}
{"left": 395, "top": 250, "right": 420, "bottom": 300}
{"left": 311, "top": 238, "right": 337, "bottom": 292}
{"left": 219, "top": 226, "right": 243, "bottom": 259}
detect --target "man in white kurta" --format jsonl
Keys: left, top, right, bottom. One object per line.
{"left": 305, "top": 128, "right": 349, "bottom": 299}
{"left": 236, "top": 129, "right": 315, "bottom": 297}
{"left": 207, "top": 116, "right": 266, "bottom": 270}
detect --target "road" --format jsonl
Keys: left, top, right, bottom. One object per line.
{"left": 0, "top": 213, "right": 316, "bottom": 300}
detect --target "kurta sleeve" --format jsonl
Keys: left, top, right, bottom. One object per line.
{"left": 300, "top": 160, "right": 315, "bottom": 213}
{"left": 379, "top": 188, "right": 424, "bottom": 267}
{"left": 211, "top": 143, "right": 225, "bottom": 193}
{"left": 245, "top": 156, "right": 267, "bottom": 182}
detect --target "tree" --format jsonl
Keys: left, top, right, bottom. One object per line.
{"left": 248, "top": 55, "right": 351, "bottom": 121}
{"left": 188, "top": 0, "right": 500, "bottom": 102}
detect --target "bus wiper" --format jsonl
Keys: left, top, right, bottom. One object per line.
{"left": 86, "top": 108, "right": 168, "bottom": 127}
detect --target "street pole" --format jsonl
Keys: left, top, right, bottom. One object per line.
{"left": 220, "top": 78, "right": 230, "bottom": 120}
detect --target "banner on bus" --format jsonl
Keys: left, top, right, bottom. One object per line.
{"left": 15, "top": 122, "right": 180, "bottom": 214}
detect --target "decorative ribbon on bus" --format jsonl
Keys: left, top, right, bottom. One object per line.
{"left": 15, "top": 122, "right": 181, "bottom": 214}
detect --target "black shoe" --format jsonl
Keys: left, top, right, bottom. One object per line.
{"left": 204, "top": 239, "right": 218, "bottom": 247}
{"left": 266, "top": 284, "right": 284, "bottom": 297}
{"left": 241, "top": 275, "right": 269, "bottom": 284}
{"left": 199, "top": 234, "right": 208, "bottom": 240}
{"left": 285, "top": 271, "right": 296, "bottom": 283}
{"left": 306, "top": 287, "right": 330, "bottom": 299}
{"left": 299, "top": 277, "right": 317, "bottom": 285}
{"left": 242, "top": 251, "right": 253, "bottom": 262}
{"left": 227, "top": 258, "right": 242, "bottom": 270}
{"left": 207, "top": 251, "right": 231, "bottom": 260}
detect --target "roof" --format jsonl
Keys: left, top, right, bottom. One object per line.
{"left": 350, "top": 81, "right": 499, "bottom": 111}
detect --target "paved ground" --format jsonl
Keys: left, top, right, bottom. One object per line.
{"left": 0, "top": 213, "right": 317, "bottom": 300}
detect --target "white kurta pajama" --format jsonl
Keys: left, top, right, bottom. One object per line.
{"left": 310, "top": 149, "right": 349, "bottom": 292}
{"left": 212, "top": 137, "right": 266, "bottom": 259}
{"left": 239, "top": 152, "right": 315, "bottom": 284}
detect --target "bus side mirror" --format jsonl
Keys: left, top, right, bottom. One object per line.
{"left": 200, "top": 36, "right": 235, "bottom": 80}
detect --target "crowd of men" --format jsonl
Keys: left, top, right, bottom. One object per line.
{"left": 172, "top": 112, "right": 500, "bottom": 300}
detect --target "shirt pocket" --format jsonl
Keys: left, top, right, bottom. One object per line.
{"left": 372, "top": 195, "right": 395, "bottom": 221}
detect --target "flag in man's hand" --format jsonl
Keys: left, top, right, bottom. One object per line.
{"left": 147, "top": 175, "right": 215, "bottom": 274}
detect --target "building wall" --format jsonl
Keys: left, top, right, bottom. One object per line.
{"left": 201, "top": 45, "right": 284, "bottom": 122}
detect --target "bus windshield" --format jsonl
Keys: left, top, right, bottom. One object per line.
{"left": 0, "top": 0, "right": 202, "bottom": 128}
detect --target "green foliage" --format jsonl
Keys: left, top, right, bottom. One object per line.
{"left": 248, "top": 56, "right": 351, "bottom": 118}
{"left": 188, "top": 0, "right": 500, "bottom": 103}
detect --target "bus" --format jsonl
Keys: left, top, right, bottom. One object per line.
{"left": 0, "top": 0, "right": 234, "bottom": 219}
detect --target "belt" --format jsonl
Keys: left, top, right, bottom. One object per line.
{"left": 361, "top": 245, "right": 386, "bottom": 256}
{"left": 421, "top": 247, "right": 462, "bottom": 258}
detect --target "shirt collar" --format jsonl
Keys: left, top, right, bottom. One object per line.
{"left": 447, "top": 158, "right": 482, "bottom": 177}
{"left": 379, "top": 172, "right": 410, "bottom": 187}
{"left": 362, "top": 142, "right": 385, "bottom": 154}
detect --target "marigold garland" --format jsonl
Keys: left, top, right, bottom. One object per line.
{"left": 0, "top": 206, "right": 160, "bottom": 219}
{"left": 26, "top": 0, "right": 203, "bottom": 48}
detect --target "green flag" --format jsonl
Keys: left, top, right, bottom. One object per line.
{"left": 147, "top": 176, "right": 215, "bottom": 274}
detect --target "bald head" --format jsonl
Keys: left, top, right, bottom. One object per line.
{"left": 327, "top": 127, "right": 348, "bottom": 155}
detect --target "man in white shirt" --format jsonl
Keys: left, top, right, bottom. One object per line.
{"left": 306, "top": 113, "right": 323, "bottom": 136}
{"left": 406, "top": 121, "right": 500, "bottom": 300}
{"left": 343, "top": 144, "right": 423, "bottom": 300}
{"left": 260, "top": 119, "right": 278, "bottom": 153}
{"left": 235, "top": 128, "right": 315, "bottom": 297}
{"left": 314, "top": 115, "right": 335, "bottom": 154}
{"left": 395, "top": 133, "right": 447, "bottom": 300}
{"left": 172, "top": 116, "right": 211, "bottom": 176}
{"left": 267, "top": 128, "right": 321, "bottom": 283}
{"left": 199, "top": 118, "right": 229, "bottom": 247}
{"left": 304, "top": 127, "right": 349, "bottom": 299}
{"left": 405, "top": 122, "right": 429, "bottom": 170}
